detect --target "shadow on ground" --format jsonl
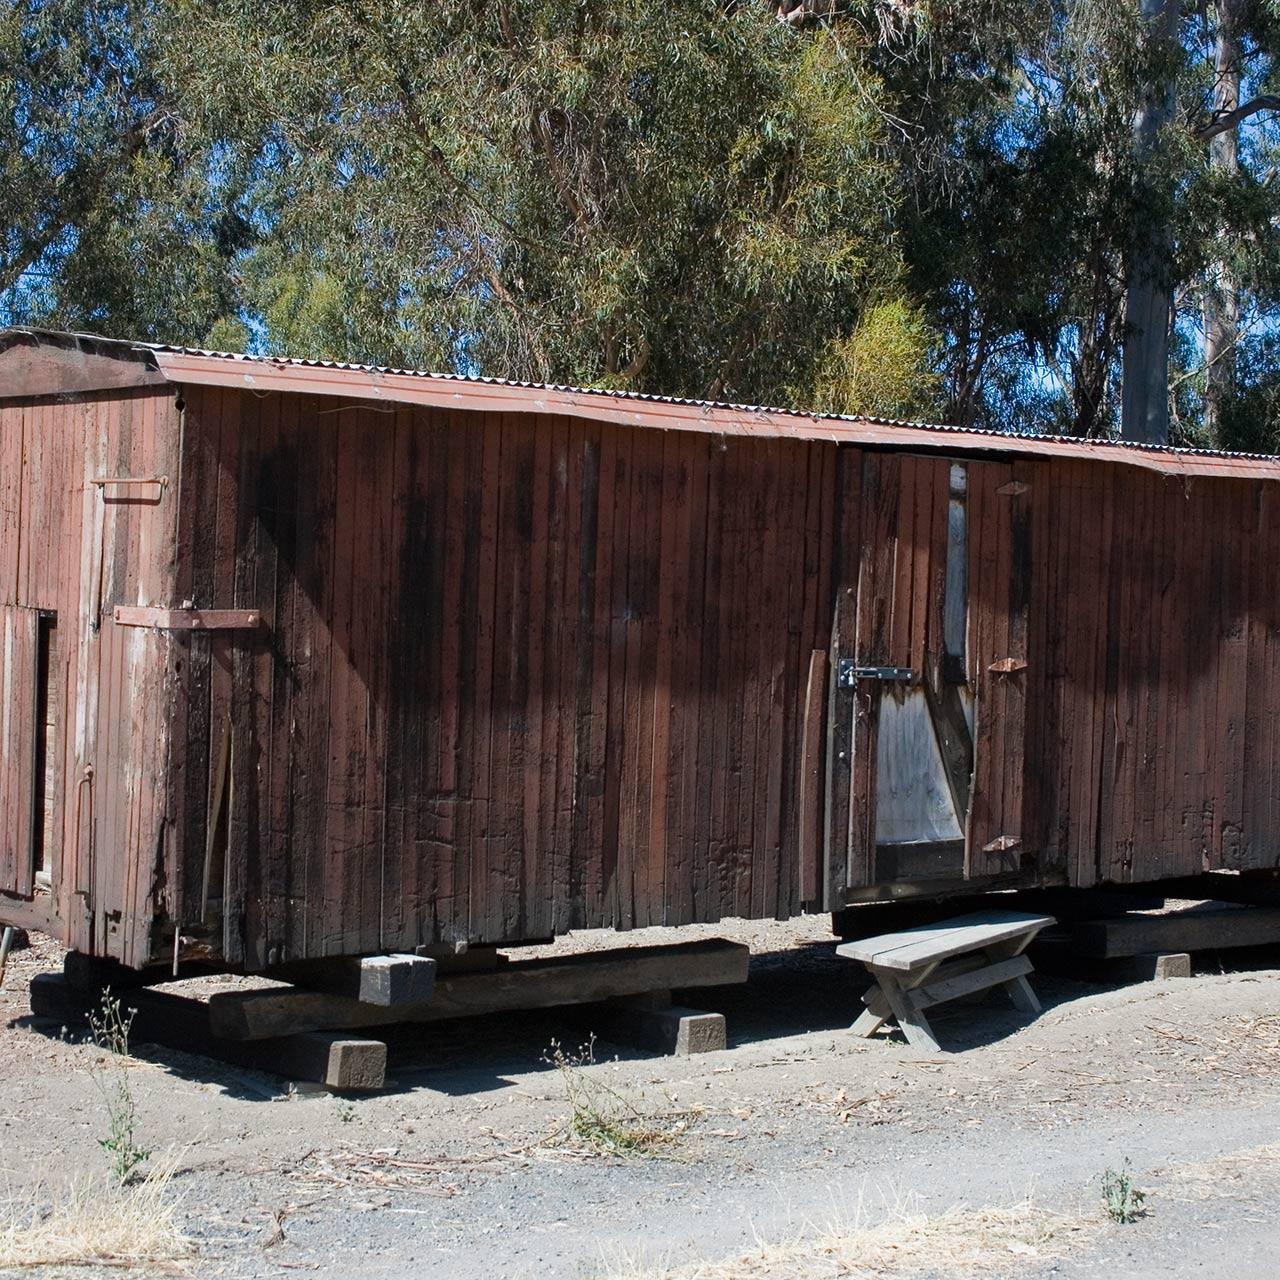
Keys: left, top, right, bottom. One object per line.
{"left": 18, "top": 934, "right": 1280, "bottom": 1099}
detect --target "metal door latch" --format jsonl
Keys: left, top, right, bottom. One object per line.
{"left": 836, "top": 659, "right": 914, "bottom": 688}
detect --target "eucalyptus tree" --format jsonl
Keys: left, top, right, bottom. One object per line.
{"left": 166, "top": 0, "right": 934, "bottom": 413}
{"left": 9, "top": 0, "right": 1280, "bottom": 447}
{"left": 863, "top": 0, "right": 1280, "bottom": 446}
{"left": 0, "top": 0, "right": 245, "bottom": 337}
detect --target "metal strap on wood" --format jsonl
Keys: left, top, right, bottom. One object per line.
{"left": 113, "top": 606, "right": 263, "bottom": 631}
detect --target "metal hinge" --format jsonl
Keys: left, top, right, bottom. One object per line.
{"left": 836, "top": 659, "right": 914, "bottom": 688}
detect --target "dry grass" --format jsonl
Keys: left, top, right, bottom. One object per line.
{"left": 599, "top": 1189, "right": 1096, "bottom": 1280}
{"left": 549, "top": 1039, "right": 694, "bottom": 1159}
{"left": 0, "top": 1157, "right": 191, "bottom": 1271}
{"left": 1157, "top": 1142, "right": 1280, "bottom": 1203}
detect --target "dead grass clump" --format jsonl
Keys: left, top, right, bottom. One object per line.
{"left": 0, "top": 1158, "right": 190, "bottom": 1271}
{"left": 1158, "top": 1142, "right": 1280, "bottom": 1203}
{"left": 548, "top": 1038, "right": 692, "bottom": 1158}
{"left": 599, "top": 1190, "right": 1093, "bottom": 1279}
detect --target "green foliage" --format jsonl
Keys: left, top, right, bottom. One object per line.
{"left": 1100, "top": 1160, "right": 1147, "bottom": 1225}
{"left": 809, "top": 298, "right": 941, "bottom": 419}
{"left": 4, "top": 1, "right": 1280, "bottom": 444}
{"left": 157, "top": 0, "right": 907, "bottom": 402}
{"left": 1217, "top": 332, "right": 1280, "bottom": 454}
{"left": 0, "top": 0, "right": 245, "bottom": 338}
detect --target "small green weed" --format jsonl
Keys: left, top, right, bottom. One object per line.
{"left": 546, "top": 1037, "right": 689, "bottom": 1158}
{"left": 1101, "top": 1160, "right": 1146, "bottom": 1224}
{"left": 88, "top": 990, "right": 151, "bottom": 1185}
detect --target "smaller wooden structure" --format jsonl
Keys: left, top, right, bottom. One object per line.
{"left": 839, "top": 909, "right": 1054, "bottom": 1050}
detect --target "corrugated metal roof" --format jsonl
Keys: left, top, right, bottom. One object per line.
{"left": 7, "top": 326, "right": 1280, "bottom": 479}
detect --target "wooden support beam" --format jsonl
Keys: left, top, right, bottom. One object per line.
{"left": 271, "top": 953, "right": 437, "bottom": 1007}
{"left": 833, "top": 887, "right": 1161, "bottom": 935}
{"left": 30, "top": 974, "right": 386, "bottom": 1091}
{"left": 1108, "top": 951, "right": 1191, "bottom": 981}
{"left": 1112, "top": 873, "right": 1280, "bottom": 907}
{"left": 1031, "top": 939, "right": 1193, "bottom": 983}
{"left": 64, "top": 951, "right": 171, "bottom": 991}
{"left": 413, "top": 944, "right": 506, "bottom": 974}
{"left": 209, "top": 939, "right": 749, "bottom": 1041}
{"left": 1063, "top": 903, "right": 1280, "bottom": 959}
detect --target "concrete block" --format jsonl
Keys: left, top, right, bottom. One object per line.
{"left": 1110, "top": 951, "right": 1192, "bottom": 981}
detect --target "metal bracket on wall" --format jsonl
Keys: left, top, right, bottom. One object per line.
{"left": 113, "top": 606, "right": 263, "bottom": 631}
{"left": 836, "top": 659, "right": 914, "bottom": 688}
{"left": 92, "top": 475, "right": 168, "bottom": 504}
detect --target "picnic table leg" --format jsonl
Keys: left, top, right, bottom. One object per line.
{"left": 981, "top": 934, "right": 1043, "bottom": 1014}
{"left": 872, "top": 968, "right": 941, "bottom": 1053}
{"left": 851, "top": 982, "right": 892, "bottom": 1038}
{"left": 1002, "top": 973, "right": 1041, "bottom": 1013}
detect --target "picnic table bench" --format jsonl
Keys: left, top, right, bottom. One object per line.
{"left": 837, "top": 909, "right": 1055, "bottom": 1051}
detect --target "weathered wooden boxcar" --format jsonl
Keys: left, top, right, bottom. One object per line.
{"left": 2, "top": 328, "right": 1278, "bottom": 973}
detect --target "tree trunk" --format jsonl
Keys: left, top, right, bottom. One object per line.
{"left": 1203, "top": 0, "right": 1242, "bottom": 442}
{"left": 1121, "top": 0, "right": 1179, "bottom": 445}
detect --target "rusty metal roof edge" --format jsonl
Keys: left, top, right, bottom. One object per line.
{"left": 7, "top": 326, "right": 1280, "bottom": 474}
{"left": 140, "top": 341, "right": 1280, "bottom": 472}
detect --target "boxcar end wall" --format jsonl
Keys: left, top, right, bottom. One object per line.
{"left": 2, "top": 332, "right": 1279, "bottom": 974}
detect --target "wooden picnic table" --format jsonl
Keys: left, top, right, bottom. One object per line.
{"left": 837, "top": 909, "right": 1055, "bottom": 1052}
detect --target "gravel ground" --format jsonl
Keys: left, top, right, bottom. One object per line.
{"left": 2, "top": 917, "right": 1280, "bottom": 1278}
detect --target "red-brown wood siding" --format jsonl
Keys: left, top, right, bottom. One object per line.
{"left": 1030, "top": 463, "right": 1280, "bottom": 884}
{"left": 160, "top": 408, "right": 1280, "bottom": 963}
{"left": 0, "top": 604, "right": 39, "bottom": 897}
{"left": 8, "top": 370, "right": 1280, "bottom": 970}
{"left": 0, "top": 389, "right": 180, "bottom": 966}
{"left": 965, "top": 460, "right": 1032, "bottom": 875}
{"left": 170, "top": 389, "right": 835, "bottom": 964}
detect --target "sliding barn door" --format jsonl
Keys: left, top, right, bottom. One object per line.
{"left": 824, "top": 450, "right": 1033, "bottom": 904}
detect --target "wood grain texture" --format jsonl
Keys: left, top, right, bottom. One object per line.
{"left": 0, "top": 605, "right": 39, "bottom": 896}
{"left": 151, "top": 397, "right": 834, "bottom": 963}
{"left": 14, "top": 370, "right": 1280, "bottom": 972}
{"left": 0, "top": 388, "right": 181, "bottom": 966}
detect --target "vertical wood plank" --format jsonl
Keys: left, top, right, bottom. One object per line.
{"left": 798, "top": 649, "right": 828, "bottom": 906}
{"left": 849, "top": 451, "right": 899, "bottom": 890}
{"left": 471, "top": 412, "right": 503, "bottom": 940}
{"left": 1000, "top": 459, "right": 1032, "bottom": 861}
{"left": 0, "top": 606, "right": 39, "bottom": 895}
{"left": 650, "top": 433, "right": 683, "bottom": 926}
{"left": 666, "top": 432, "right": 703, "bottom": 926}
{"left": 964, "top": 460, "right": 1000, "bottom": 869}
{"left": 444, "top": 408, "right": 475, "bottom": 944}
{"left": 601, "top": 424, "right": 634, "bottom": 927}
{"left": 1241, "top": 483, "right": 1268, "bottom": 865}
{"left": 824, "top": 447, "right": 862, "bottom": 907}
{"left": 692, "top": 437, "right": 726, "bottom": 923}
{"left": 579, "top": 422, "right": 613, "bottom": 925}
{"left": 522, "top": 414, "right": 552, "bottom": 939}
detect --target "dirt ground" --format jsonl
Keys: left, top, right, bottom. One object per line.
{"left": 3, "top": 916, "right": 1280, "bottom": 1279}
